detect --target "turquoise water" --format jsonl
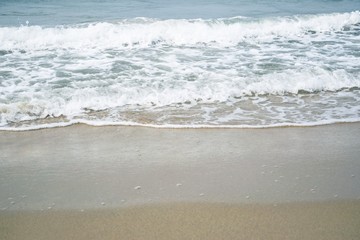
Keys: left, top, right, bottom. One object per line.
{"left": 0, "top": 0, "right": 360, "bottom": 129}
{"left": 1, "top": 0, "right": 360, "bottom": 26}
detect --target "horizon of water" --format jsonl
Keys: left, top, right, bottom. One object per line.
{"left": 1, "top": 0, "right": 360, "bottom": 130}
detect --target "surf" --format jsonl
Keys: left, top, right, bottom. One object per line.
{"left": 0, "top": 11, "right": 359, "bottom": 50}
{"left": 1, "top": 11, "right": 360, "bottom": 130}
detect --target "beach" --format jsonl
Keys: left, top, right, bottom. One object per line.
{"left": 2, "top": 201, "right": 360, "bottom": 240}
{"left": 1, "top": 123, "right": 360, "bottom": 239}
{"left": 1, "top": 0, "right": 360, "bottom": 239}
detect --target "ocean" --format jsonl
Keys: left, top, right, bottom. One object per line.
{"left": 0, "top": 0, "right": 360, "bottom": 130}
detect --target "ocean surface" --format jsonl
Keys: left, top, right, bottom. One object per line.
{"left": 0, "top": 0, "right": 360, "bottom": 130}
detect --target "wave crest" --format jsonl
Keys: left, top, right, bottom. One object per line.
{"left": 0, "top": 11, "right": 359, "bottom": 49}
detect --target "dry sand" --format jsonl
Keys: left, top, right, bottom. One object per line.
{"left": 1, "top": 123, "right": 360, "bottom": 239}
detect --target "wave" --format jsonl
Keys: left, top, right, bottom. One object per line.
{"left": 1, "top": 118, "right": 360, "bottom": 132}
{"left": 1, "top": 11, "right": 360, "bottom": 130}
{"left": 1, "top": 11, "right": 359, "bottom": 50}
{"left": 0, "top": 67, "right": 359, "bottom": 125}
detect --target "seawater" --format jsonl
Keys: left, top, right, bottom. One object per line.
{"left": 0, "top": 0, "right": 360, "bottom": 130}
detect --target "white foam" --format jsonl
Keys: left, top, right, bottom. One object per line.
{"left": 244, "top": 68, "right": 360, "bottom": 95}
{"left": 1, "top": 117, "right": 360, "bottom": 132}
{"left": 1, "top": 68, "right": 360, "bottom": 129}
{"left": 1, "top": 12, "right": 360, "bottom": 130}
{"left": 0, "top": 12, "right": 359, "bottom": 50}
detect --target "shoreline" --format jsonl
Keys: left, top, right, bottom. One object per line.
{"left": 1, "top": 119, "right": 360, "bottom": 132}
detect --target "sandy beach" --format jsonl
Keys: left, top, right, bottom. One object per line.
{"left": 2, "top": 201, "right": 360, "bottom": 240}
{"left": 1, "top": 123, "right": 360, "bottom": 239}
{"left": 2, "top": 0, "right": 360, "bottom": 238}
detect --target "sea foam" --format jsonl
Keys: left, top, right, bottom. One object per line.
{"left": 0, "top": 12, "right": 360, "bottom": 130}
{"left": 0, "top": 11, "right": 359, "bottom": 50}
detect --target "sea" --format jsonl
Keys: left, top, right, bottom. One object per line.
{"left": 0, "top": 0, "right": 360, "bottom": 130}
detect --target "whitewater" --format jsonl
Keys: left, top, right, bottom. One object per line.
{"left": 0, "top": 10, "right": 360, "bottom": 130}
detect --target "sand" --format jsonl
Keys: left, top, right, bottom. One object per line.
{"left": 1, "top": 123, "right": 360, "bottom": 239}
{"left": 1, "top": 201, "right": 360, "bottom": 240}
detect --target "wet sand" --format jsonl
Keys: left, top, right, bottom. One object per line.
{"left": 1, "top": 123, "right": 360, "bottom": 239}
{"left": 2, "top": 201, "right": 360, "bottom": 240}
